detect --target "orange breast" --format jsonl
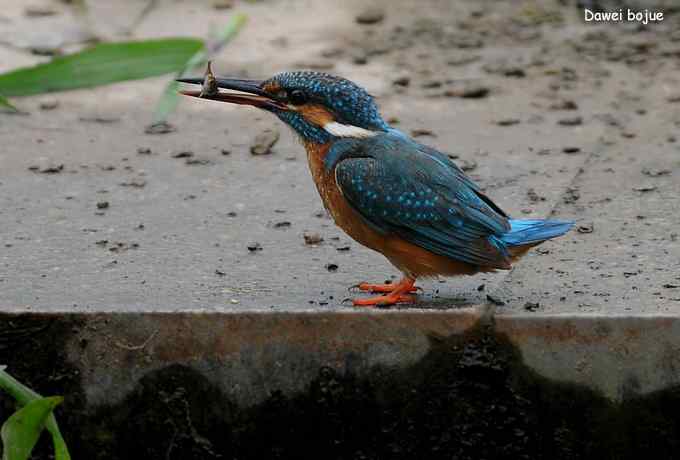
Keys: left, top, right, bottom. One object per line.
{"left": 303, "top": 141, "right": 486, "bottom": 278}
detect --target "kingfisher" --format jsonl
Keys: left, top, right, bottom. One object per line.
{"left": 178, "top": 66, "right": 573, "bottom": 307}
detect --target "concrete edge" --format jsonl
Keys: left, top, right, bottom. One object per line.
{"left": 2, "top": 310, "right": 679, "bottom": 405}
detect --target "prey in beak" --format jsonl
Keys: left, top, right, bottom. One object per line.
{"left": 177, "top": 62, "right": 288, "bottom": 111}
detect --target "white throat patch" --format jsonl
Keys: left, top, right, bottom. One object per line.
{"left": 323, "top": 122, "right": 376, "bottom": 138}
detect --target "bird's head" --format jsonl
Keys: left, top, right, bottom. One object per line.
{"left": 179, "top": 69, "right": 389, "bottom": 145}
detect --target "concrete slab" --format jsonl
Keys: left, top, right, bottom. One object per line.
{"left": 2, "top": 0, "right": 677, "bottom": 313}
{"left": 4, "top": 311, "right": 680, "bottom": 459}
{"left": 2, "top": 0, "right": 680, "bottom": 457}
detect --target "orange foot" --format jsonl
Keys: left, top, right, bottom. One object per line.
{"left": 353, "top": 293, "right": 417, "bottom": 307}
{"left": 357, "top": 282, "right": 419, "bottom": 294}
{"left": 352, "top": 277, "right": 418, "bottom": 307}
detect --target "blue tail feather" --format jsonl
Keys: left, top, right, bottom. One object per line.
{"left": 501, "top": 219, "right": 574, "bottom": 246}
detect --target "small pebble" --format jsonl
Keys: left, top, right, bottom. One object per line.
{"left": 421, "top": 80, "right": 442, "bottom": 89}
{"left": 145, "top": 122, "right": 176, "bottom": 135}
{"left": 449, "top": 85, "right": 490, "bottom": 99}
{"left": 212, "top": 0, "right": 233, "bottom": 9}
{"left": 558, "top": 116, "right": 583, "bottom": 126}
{"left": 642, "top": 168, "right": 671, "bottom": 177}
{"left": 411, "top": 128, "right": 435, "bottom": 137}
{"left": 247, "top": 242, "right": 262, "bottom": 252}
{"left": 524, "top": 302, "right": 540, "bottom": 312}
{"left": 251, "top": 128, "right": 280, "bottom": 155}
{"left": 304, "top": 232, "right": 324, "bottom": 245}
{"left": 496, "top": 118, "right": 520, "bottom": 126}
{"left": 119, "top": 178, "right": 146, "bottom": 188}
{"left": 460, "top": 159, "right": 478, "bottom": 172}
{"left": 392, "top": 76, "right": 410, "bottom": 87}
{"left": 549, "top": 100, "right": 578, "bottom": 111}
{"left": 577, "top": 223, "right": 594, "bottom": 233}
{"left": 503, "top": 68, "right": 526, "bottom": 78}
{"left": 185, "top": 157, "right": 213, "bottom": 166}
{"left": 39, "top": 99, "right": 59, "bottom": 111}
{"left": 30, "top": 46, "right": 60, "bottom": 56}
{"left": 28, "top": 161, "right": 63, "bottom": 174}
{"left": 355, "top": 7, "right": 385, "bottom": 25}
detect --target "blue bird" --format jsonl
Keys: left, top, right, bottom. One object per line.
{"left": 179, "top": 67, "right": 573, "bottom": 306}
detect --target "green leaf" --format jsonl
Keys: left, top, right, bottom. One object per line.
{"left": 0, "top": 95, "right": 17, "bottom": 112}
{"left": 153, "top": 14, "right": 247, "bottom": 123}
{"left": 0, "top": 369, "right": 40, "bottom": 407}
{"left": 0, "top": 38, "right": 204, "bottom": 97}
{"left": 0, "top": 370, "right": 71, "bottom": 460}
{"left": 1, "top": 396, "right": 63, "bottom": 460}
{"left": 152, "top": 80, "right": 181, "bottom": 125}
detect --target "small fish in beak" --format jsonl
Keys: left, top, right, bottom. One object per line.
{"left": 177, "top": 64, "right": 288, "bottom": 111}
{"left": 199, "top": 61, "right": 219, "bottom": 99}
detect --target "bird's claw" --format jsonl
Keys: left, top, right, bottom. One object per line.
{"left": 355, "top": 282, "right": 418, "bottom": 294}
{"left": 347, "top": 283, "right": 363, "bottom": 293}
{"left": 352, "top": 294, "right": 417, "bottom": 307}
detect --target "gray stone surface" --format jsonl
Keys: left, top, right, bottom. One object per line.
{"left": 2, "top": 3, "right": 680, "bottom": 456}
{"left": 52, "top": 311, "right": 680, "bottom": 407}
{"left": 1, "top": 0, "right": 678, "bottom": 313}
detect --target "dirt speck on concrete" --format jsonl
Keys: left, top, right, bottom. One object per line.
{"left": 28, "top": 160, "right": 64, "bottom": 174}
{"left": 250, "top": 128, "right": 280, "bottom": 155}
{"left": 355, "top": 7, "right": 385, "bottom": 25}
{"left": 304, "top": 232, "right": 324, "bottom": 245}
{"left": 145, "top": 122, "right": 176, "bottom": 135}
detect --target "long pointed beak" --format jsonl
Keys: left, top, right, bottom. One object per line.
{"left": 177, "top": 76, "right": 287, "bottom": 111}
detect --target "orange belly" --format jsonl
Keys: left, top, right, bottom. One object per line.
{"left": 304, "top": 141, "right": 491, "bottom": 278}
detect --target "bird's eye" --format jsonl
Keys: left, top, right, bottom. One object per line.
{"left": 288, "top": 89, "right": 307, "bottom": 105}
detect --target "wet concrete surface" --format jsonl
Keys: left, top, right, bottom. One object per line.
{"left": 2, "top": 0, "right": 677, "bottom": 313}
{"left": 4, "top": 312, "right": 680, "bottom": 459}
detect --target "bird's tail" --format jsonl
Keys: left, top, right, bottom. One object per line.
{"left": 501, "top": 219, "right": 574, "bottom": 258}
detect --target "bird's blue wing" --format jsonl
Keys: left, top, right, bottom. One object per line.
{"left": 332, "top": 133, "right": 512, "bottom": 268}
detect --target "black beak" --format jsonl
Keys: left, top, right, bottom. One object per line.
{"left": 177, "top": 76, "right": 287, "bottom": 111}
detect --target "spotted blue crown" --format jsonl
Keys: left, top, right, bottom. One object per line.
{"left": 265, "top": 71, "right": 389, "bottom": 144}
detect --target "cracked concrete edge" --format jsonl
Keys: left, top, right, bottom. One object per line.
{"left": 2, "top": 309, "right": 679, "bottom": 409}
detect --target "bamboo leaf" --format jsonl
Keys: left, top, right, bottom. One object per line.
{"left": 153, "top": 14, "right": 247, "bottom": 123}
{"left": 0, "top": 95, "right": 17, "bottom": 111}
{"left": 1, "top": 396, "right": 63, "bottom": 460}
{"left": 0, "top": 369, "right": 71, "bottom": 460}
{"left": 0, "top": 38, "right": 203, "bottom": 97}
